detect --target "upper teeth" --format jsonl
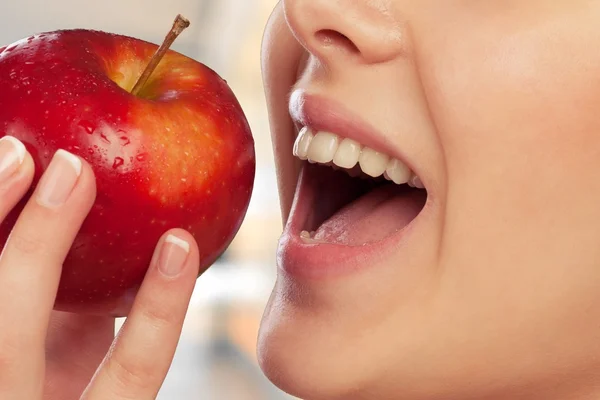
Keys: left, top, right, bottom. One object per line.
{"left": 293, "top": 127, "right": 423, "bottom": 188}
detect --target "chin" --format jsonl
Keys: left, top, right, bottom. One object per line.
{"left": 255, "top": 264, "right": 438, "bottom": 400}
{"left": 257, "top": 284, "right": 372, "bottom": 400}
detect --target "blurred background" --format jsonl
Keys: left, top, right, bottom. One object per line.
{"left": 0, "top": 0, "right": 292, "bottom": 398}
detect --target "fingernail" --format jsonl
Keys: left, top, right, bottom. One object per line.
{"left": 157, "top": 234, "right": 190, "bottom": 277}
{"left": 36, "top": 149, "right": 82, "bottom": 208}
{"left": 0, "top": 136, "right": 26, "bottom": 181}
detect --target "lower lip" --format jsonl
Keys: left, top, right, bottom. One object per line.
{"left": 277, "top": 165, "right": 428, "bottom": 280}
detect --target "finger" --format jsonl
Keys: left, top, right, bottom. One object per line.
{"left": 82, "top": 229, "right": 200, "bottom": 400}
{"left": 0, "top": 137, "right": 35, "bottom": 220}
{"left": 0, "top": 147, "right": 96, "bottom": 397}
{"left": 0, "top": 148, "right": 96, "bottom": 330}
{"left": 44, "top": 312, "right": 115, "bottom": 400}
{"left": 0, "top": 136, "right": 36, "bottom": 393}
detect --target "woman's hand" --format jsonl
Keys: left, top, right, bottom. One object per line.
{"left": 0, "top": 136, "right": 201, "bottom": 399}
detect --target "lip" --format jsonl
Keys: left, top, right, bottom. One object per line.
{"left": 278, "top": 88, "right": 431, "bottom": 280}
{"left": 277, "top": 162, "right": 430, "bottom": 281}
{"left": 288, "top": 88, "right": 420, "bottom": 179}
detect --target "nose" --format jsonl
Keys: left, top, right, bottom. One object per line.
{"left": 282, "top": 0, "right": 406, "bottom": 65}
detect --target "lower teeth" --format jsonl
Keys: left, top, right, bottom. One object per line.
{"left": 300, "top": 230, "right": 322, "bottom": 244}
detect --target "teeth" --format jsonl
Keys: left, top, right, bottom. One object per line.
{"left": 409, "top": 174, "right": 425, "bottom": 189}
{"left": 300, "top": 230, "right": 322, "bottom": 244}
{"left": 359, "top": 147, "right": 389, "bottom": 177}
{"left": 293, "top": 127, "right": 314, "bottom": 160}
{"left": 294, "top": 127, "right": 423, "bottom": 188}
{"left": 307, "top": 131, "right": 339, "bottom": 164}
{"left": 384, "top": 159, "right": 411, "bottom": 185}
{"left": 333, "top": 138, "right": 361, "bottom": 169}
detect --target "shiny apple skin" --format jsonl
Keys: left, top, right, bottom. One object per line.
{"left": 0, "top": 30, "right": 256, "bottom": 316}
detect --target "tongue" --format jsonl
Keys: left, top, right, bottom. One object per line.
{"left": 313, "top": 184, "right": 426, "bottom": 246}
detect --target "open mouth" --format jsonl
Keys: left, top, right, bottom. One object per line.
{"left": 292, "top": 127, "right": 428, "bottom": 247}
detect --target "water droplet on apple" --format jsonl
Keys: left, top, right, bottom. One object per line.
{"left": 79, "top": 121, "right": 95, "bottom": 135}
{"left": 79, "top": 121, "right": 95, "bottom": 134}
{"left": 100, "top": 132, "right": 111, "bottom": 144}
{"left": 119, "top": 136, "right": 131, "bottom": 146}
{"left": 112, "top": 157, "right": 124, "bottom": 169}
{"left": 135, "top": 153, "right": 148, "bottom": 162}
{"left": 88, "top": 148, "right": 94, "bottom": 155}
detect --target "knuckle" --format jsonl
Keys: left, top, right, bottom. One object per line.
{"left": 0, "top": 349, "right": 15, "bottom": 374}
{"left": 0, "top": 335, "right": 26, "bottom": 383}
{"left": 8, "top": 231, "right": 57, "bottom": 259}
{"left": 105, "top": 353, "right": 160, "bottom": 395}
{"left": 139, "top": 302, "right": 179, "bottom": 328}
{"left": 10, "top": 232, "right": 45, "bottom": 254}
{"left": 0, "top": 360, "right": 12, "bottom": 389}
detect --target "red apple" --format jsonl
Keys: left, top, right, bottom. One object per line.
{"left": 0, "top": 20, "right": 255, "bottom": 316}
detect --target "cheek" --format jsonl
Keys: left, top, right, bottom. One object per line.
{"left": 424, "top": 13, "right": 600, "bottom": 177}
{"left": 418, "top": 11, "right": 600, "bottom": 325}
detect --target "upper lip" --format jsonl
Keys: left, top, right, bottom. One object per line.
{"left": 288, "top": 88, "right": 419, "bottom": 177}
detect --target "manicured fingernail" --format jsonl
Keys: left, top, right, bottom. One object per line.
{"left": 36, "top": 149, "right": 82, "bottom": 208}
{"left": 0, "top": 136, "right": 26, "bottom": 181}
{"left": 157, "top": 234, "right": 190, "bottom": 277}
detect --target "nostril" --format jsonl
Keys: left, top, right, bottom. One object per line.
{"left": 315, "top": 29, "right": 359, "bottom": 54}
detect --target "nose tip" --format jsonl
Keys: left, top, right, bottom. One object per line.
{"left": 283, "top": 0, "right": 406, "bottom": 65}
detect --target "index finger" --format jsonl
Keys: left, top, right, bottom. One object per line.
{"left": 0, "top": 149, "right": 96, "bottom": 333}
{"left": 0, "top": 147, "right": 96, "bottom": 397}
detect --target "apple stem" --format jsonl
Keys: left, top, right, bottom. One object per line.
{"left": 131, "top": 14, "right": 190, "bottom": 96}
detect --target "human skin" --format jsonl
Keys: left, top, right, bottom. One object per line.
{"left": 258, "top": 1, "right": 600, "bottom": 399}
{"left": 0, "top": 140, "right": 202, "bottom": 399}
